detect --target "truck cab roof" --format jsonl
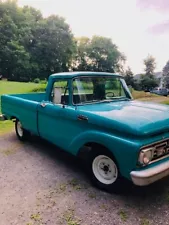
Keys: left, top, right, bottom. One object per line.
{"left": 50, "top": 71, "right": 122, "bottom": 79}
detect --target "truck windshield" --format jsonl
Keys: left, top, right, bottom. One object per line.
{"left": 72, "top": 76, "right": 132, "bottom": 104}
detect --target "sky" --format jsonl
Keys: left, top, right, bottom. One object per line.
{"left": 18, "top": 0, "right": 169, "bottom": 74}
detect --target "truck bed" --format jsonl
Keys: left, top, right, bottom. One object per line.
{"left": 6, "top": 93, "right": 46, "bottom": 102}
{"left": 1, "top": 93, "right": 45, "bottom": 135}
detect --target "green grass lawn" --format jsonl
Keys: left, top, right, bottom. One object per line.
{"left": 0, "top": 80, "right": 45, "bottom": 96}
{"left": 0, "top": 80, "right": 45, "bottom": 135}
{"left": 131, "top": 89, "right": 157, "bottom": 99}
{"left": 131, "top": 89, "right": 169, "bottom": 104}
{"left": 0, "top": 121, "right": 14, "bottom": 136}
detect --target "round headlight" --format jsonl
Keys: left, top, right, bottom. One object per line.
{"left": 143, "top": 155, "right": 150, "bottom": 164}
{"left": 138, "top": 148, "right": 153, "bottom": 166}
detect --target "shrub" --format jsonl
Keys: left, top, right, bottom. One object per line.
{"left": 40, "top": 79, "right": 47, "bottom": 84}
{"left": 31, "top": 87, "right": 46, "bottom": 92}
{"left": 34, "top": 78, "right": 40, "bottom": 83}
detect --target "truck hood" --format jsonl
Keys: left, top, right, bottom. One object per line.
{"left": 78, "top": 100, "right": 169, "bottom": 137}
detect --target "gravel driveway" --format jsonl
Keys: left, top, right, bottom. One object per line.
{"left": 1, "top": 132, "right": 169, "bottom": 225}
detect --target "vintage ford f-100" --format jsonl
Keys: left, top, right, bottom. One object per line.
{"left": 1, "top": 71, "right": 169, "bottom": 191}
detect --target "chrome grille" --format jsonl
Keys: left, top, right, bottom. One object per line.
{"left": 141, "top": 139, "right": 169, "bottom": 164}
{"left": 152, "top": 140, "right": 169, "bottom": 161}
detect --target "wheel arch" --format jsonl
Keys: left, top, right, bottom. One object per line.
{"left": 77, "top": 142, "right": 118, "bottom": 164}
{"left": 10, "top": 116, "right": 17, "bottom": 121}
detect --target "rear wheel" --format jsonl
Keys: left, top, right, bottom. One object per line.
{"left": 15, "top": 120, "right": 30, "bottom": 141}
{"left": 86, "top": 151, "right": 121, "bottom": 192}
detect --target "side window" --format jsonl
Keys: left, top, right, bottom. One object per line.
{"left": 51, "top": 80, "right": 69, "bottom": 104}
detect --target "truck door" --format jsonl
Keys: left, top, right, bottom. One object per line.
{"left": 37, "top": 79, "right": 70, "bottom": 147}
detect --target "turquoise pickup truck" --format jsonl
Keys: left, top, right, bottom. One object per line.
{"left": 1, "top": 71, "right": 169, "bottom": 191}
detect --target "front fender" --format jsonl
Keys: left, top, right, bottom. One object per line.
{"left": 69, "top": 130, "right": 141, "bottom": 179}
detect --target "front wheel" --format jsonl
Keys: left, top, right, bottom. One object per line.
{"left": 87, "top": 152, "right": 121, "bottom": 192}
{"left": 15, "top": 120, "right": 30, "bottom": 141}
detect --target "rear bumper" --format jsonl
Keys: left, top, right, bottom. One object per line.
{"left": 130, "top": 160, "right": 169, "bottom": 186}
{"left": 0, "top": 114, "right": 7, "bottom": 121}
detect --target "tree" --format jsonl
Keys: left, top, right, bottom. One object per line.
{"left": 124, "top": 67, "right": 135, "bottom": 86}
{"left": 140, "top": 55, "right": 157, "bottom": 90}
{"left": 5, "top": 41, "right": 31, "bottom": 81}
{"left": 0, "top": 1, "right": 76, "bottom": 81}
{"left": 162, "top": 60, "right": 169, "bottom": 87}
{"left": 30, "top": 15, "right": 76, "bottom": 79}
{"left": 144, "top": 55, "right": 156, "bottom": 78}
{"left": 140, "top": 75, "right": 158, "bottom": 90}
{"left": 72, "top": 36, "right": 125, "bottom": 73}
{"left": 0, "top": 1, "right": 126, "bottom": 81}
{"left": 0, "top": 0, "right": 19, "bottom": 78}
{"left": 88, "top": 36, "right": 125, "bottom": 72}
{"left": 72, "top": 37, "right": 91, "bottom": 71}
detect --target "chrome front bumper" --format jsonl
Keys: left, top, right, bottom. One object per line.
{"left": 130, "top": 160, "right": 169, "bottom": 186}
{"left": 0, "top": 114, "right": 7, "bottom": 121}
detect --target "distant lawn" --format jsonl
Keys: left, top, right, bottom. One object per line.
{"left": 131, "top": 89, "right": 169, "bottom": 104}
{"left": 0, "top": 80, "right": 45, "bottom": 96}
{"left": 131, "top": 89, "right": 158, "bottom": 99}
{"left": 0, "top": 80, "right": 45, "bottom": 135}
{"left": 160, "top": 100, "right": 169, "bottom": 105}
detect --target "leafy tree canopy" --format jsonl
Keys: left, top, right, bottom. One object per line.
{"left": 144, "top": 55, "right": 156, "bottom": 78}
{"left": 72, "top": 36, "right": 126, "bottom": 74}
{"left": 162, "top": 60, "right": 169, "bottom": 88}
{"left": 124, "top": 67, "right": 135, "bottom": 87}
{"left": 0, "top": 0, "right": 125, "bottom": 81}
